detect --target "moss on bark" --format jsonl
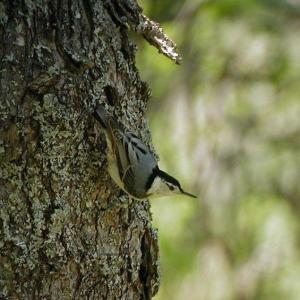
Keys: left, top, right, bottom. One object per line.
{"left": 0, "top": 1, "right": 159, "bottom": 299}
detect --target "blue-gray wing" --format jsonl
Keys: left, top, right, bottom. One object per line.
{"left": 114, "top": 130, "right": 157, "bottom": 198}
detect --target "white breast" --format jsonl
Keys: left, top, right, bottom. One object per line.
{"left": 147, "top": 176, "right": 170, "bottom": 197}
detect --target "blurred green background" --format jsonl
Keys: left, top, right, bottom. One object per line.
{"left": 135, "top": 1, "right": 300, "bottom": 299}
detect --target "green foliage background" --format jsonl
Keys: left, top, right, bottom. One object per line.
{"left": 136, "top": 1, "right": 300, "bottom": 299}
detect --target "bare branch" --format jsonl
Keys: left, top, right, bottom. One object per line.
{"left": 135, "top": 14, "right": 182, "bottom": 64}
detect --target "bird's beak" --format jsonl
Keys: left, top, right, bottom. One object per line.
{"left": 181, "top": 189, "right": 197, "bottom": 198}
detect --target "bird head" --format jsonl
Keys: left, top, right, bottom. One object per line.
{"left": 147, "top": 167, "right": 197, "bottom": 198}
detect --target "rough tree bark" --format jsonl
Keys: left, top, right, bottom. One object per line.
{"left": 0, "top": 1, "right": 179, "bottom": 299}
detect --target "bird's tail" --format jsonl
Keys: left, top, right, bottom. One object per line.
{"left": 93, "top": 105, "right": 109, "bottom": 129}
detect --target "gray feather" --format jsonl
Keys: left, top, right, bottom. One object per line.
{"left": 94, "top": 105, "right": 109, "bottom": 129}
{"left": 94, "top": 104, "right": 158, "bottom": 199}
{"left": 117, "top": 130, "right": 157, "bottom": 198}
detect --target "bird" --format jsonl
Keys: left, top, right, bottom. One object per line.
{"left": 93, "top": 104, "right": 197, "bottom": 200}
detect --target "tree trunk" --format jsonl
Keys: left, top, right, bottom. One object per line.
{"left": 0, "top": 1, "right": 161, "bottom": 299}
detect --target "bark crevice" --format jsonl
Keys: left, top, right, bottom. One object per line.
{"left": 0, "top": 1, "right": 160, "bottom": 299}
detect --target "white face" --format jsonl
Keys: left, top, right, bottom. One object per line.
{"left": 147, "top": 177, "right": 181, "bottom": 197}
{"left": 147, "top": 176, "right": 197, "bottom": 199}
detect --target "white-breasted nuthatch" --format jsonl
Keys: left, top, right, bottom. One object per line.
{"left": 94, "top": 105, "right": 197, "bottom": 200}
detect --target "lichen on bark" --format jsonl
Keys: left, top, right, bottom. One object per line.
{"left": 0, "top": 0, "right": 162, "bottom": 299}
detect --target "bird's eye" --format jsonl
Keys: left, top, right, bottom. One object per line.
{"left": 169, "top": 186, "right": 174, "bottom": 191}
